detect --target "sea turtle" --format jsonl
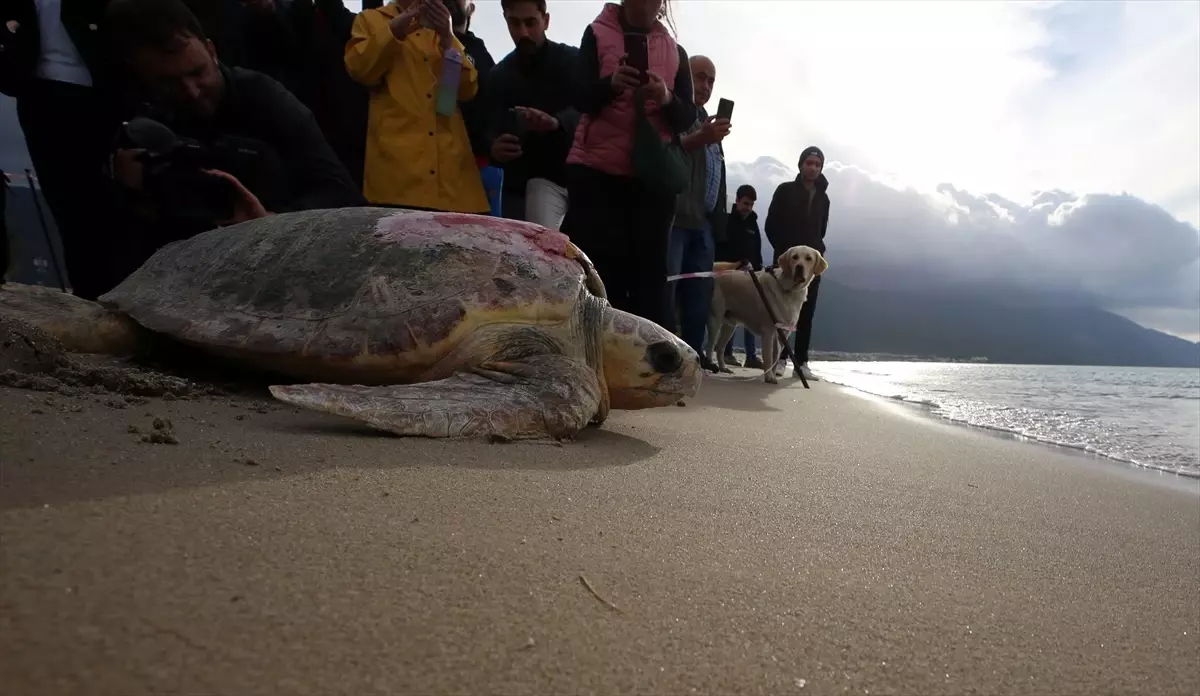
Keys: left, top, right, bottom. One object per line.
{"left": 0, "top": 207, "right": 702, "bottom": 440}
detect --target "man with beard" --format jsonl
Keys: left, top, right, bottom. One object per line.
{"left": 106, "top": 0, "right": 362, "bottom": 277}
{"left": 446, "top": 0, "right": 494, "bottom": 159}
{"left": 482, "top": 0, "right": 578, "bottom": 228}
{"left": 764, "top": 146, "right": 830, "bottom": 381}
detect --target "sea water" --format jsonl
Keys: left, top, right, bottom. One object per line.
{"left": 810, "top": 361, "right": 1200, "bottom": 478}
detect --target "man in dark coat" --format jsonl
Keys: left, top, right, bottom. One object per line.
{"left": 481, "top": 0, "right": 579, "bottom": 227}
{"left": 763, "top": 145, "right": 830, "bottom": 381}
{"left": 715, "top": 183, "right": 764, "bottom": 368}
{"left": 1, "top": 0, "right": 126, "bottom": 299}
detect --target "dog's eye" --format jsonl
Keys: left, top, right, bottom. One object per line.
{"left": 805, "top": 255, "right": 812, "bottom": 262}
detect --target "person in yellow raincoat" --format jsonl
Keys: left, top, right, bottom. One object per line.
{"left": 346, "top": 0, "right": 489, "bottom": 213}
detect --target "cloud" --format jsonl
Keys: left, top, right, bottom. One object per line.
{"left": 727, "top": 156, "right": 1200, "bottom": 340}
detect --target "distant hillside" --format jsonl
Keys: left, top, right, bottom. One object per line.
{"left": 813, "top": 279, "right": 1200, "bottom": 368}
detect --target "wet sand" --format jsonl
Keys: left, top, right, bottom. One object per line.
{"left": 1, "top": 369, "right": 1197, "bottom": 695}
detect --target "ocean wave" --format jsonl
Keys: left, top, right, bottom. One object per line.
{"left": 815, "top": 368, "right": 1200, "bottom": 480}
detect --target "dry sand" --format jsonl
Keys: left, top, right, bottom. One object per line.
{"left": 1, "top": 365, "right": 1198, "bottom": 696}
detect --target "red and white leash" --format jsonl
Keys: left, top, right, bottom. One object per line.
{"left": 666, "top": 267, "right": 795, "bottom": 332}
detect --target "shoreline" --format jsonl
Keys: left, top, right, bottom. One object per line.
{"left": 836, "top": 383, "right": 1200, "bottom": 496}
{"left": 2, "top": 367, "right": 1198, "bottom": 695}
{"left": 807, "top": 360, "right": 1200, "bottom": 483}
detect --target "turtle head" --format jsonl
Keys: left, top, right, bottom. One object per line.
{"left": 601, "top": 307, "right": 702, "bottom": 409}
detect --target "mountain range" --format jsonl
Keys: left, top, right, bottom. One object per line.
{"left": 724, "top": 158, "right": 1199, "bottom": 368}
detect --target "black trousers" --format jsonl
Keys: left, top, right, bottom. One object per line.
{"left": 16, "top": 79, "right": 121, "bottom": 300}
{"left": 560, "top": 164, "right": 676, "bottom": 329}
{"left": 792, "top": 274, "right": 822, "bottom": 364}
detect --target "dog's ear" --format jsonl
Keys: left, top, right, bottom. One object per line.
{"left": 812, "top": 252, "right": 829, "bottom": 277}
{"left": 777, "top": 249, "right": 797, "bottom": 276}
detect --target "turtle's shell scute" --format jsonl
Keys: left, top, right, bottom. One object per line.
{"left": 100, "top": 208, "right": 588, "bottom": 379}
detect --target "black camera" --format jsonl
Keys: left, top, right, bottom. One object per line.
{"left": 119, "top": 117, "right": 265, "bottom": 224}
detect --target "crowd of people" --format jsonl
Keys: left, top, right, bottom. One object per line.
{"left": 0, "top": 0, "right": 831, "bottom": 380}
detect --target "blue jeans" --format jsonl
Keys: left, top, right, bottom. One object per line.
{"left": 666, "top": 222, "right": 714, "bottom": 355}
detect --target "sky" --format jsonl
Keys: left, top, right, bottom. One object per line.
{"left": 3, "top": 0, "right": 1198, "bottom": 339}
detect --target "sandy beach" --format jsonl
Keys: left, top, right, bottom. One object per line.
{"left": 2, "top": 366, "right": 1198, "bottom": 696}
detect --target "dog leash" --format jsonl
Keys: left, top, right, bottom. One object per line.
{"left": 745, "top": 265, "right": 810, "bottom": 389}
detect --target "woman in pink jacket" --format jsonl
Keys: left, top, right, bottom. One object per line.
{"left": 560, "top": 0, "right": 696, "bottom": 329}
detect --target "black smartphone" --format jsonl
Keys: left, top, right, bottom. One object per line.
{"left": 623, "top": 32, "right": 649, "bottom": 84}
{"left": 716, "top": 98, "right": 734, "bottom": 121}
{"left": 507, "top": 108, "right": 528, "bottom": 138}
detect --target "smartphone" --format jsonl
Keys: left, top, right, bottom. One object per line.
{"left": 623, "top": 32, "right": 650, "bottom": 84}
{"left": 716, "top": 98, "right": 734, "bottom": 122}
{"left": 508, "top": 108, "right": 528, "bottom": 138}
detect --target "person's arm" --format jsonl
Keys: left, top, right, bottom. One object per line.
{"left": 574, "top": 26, "right": 619, "bottom": 115}
{"left": 453, "top": 35, "right": 480, "bottom": 102}
{"left": 344, "top": 9, "right": 399, "bottom": 87}
{"left": 749, "top": 219, "right": 764, "bottom": 269}
{"left": 660, "top": 44, "right": 696, "bottom": 135}
{"left": 763, "top": 183, "right": 788, "bottom": 254}
{"left": 253, "top": 74, "right": 365, "bottom": 211}
{"left": 477, "top": 61, "right": 506, "bottom": 160}
{"left": 819, "top": 192, "right": 830, "bottom": 241}
{"left": 551, "top": 45, "right": 582, "bottom": 143}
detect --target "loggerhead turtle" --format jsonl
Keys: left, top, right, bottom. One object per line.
{"left": 0, "top": 207, "right": 702, "bottom": 440}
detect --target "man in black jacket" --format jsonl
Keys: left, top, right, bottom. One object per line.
{"left": 1, "top": 0, "right": 126, "bottom": 300}
{"left": 482, "top": 0, "right": 578, "bottom": 228}
{"left": 715, "top": 184, "right": 764, "bottom": 369}
{"left": 104, "top": 0, "right": 363, "bottom": 279}
{"left": 763, "top": 145, "right": 830, "bottom": 381}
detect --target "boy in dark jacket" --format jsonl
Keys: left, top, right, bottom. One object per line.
{"left": 763, "top": 146, "right": 830, "bottom": 381}
{"left": 714, "top": 184, "right": 763, "bottom": 368}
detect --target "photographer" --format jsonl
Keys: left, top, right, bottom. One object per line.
{"left": 104, "top": 0, "right": 363, "bottom": 264}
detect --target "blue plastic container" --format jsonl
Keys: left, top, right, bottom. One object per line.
{"left": 480, "top": 166, "right": 503, "bottom": 217}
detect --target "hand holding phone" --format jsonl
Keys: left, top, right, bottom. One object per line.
{"left": 612, "top": 63, "right": 641, "bottom": 92}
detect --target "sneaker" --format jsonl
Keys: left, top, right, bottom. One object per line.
{"left": 743, "top": 356, "right": 764, "bottom": 369}
{"left": 774, "top": 359, "right": 786, "bottom": 377}
{"left": 793, "top": 363, "right": 819, "bottom": 381}
{"left": 724, "top": 354, "right": 742, "bottom": 367}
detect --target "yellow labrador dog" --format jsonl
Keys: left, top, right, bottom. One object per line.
{"left": 703, "top": 245, "right": 828, "bottom": 384}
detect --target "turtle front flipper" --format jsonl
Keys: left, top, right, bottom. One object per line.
{"left": 269, "top": 354, "right": 603, "bottom": 441}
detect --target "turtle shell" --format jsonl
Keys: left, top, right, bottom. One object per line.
{"left": 99, "top": 207, "right": 592, "bottom": 383}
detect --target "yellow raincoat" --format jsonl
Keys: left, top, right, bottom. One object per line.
{"left": 345, "top": 3, "right": 489, "bottom": 213}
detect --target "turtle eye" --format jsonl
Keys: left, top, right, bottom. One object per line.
{"left": 646, "top": 341, "right": 683, "bottom": 374}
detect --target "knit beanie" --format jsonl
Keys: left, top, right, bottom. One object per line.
{"left": 798, "top": 146, "right": 825, "bottom": 169}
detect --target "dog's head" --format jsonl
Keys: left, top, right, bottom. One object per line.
{"left": 777, "top": 245, "right": 828, "bottom": 287}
